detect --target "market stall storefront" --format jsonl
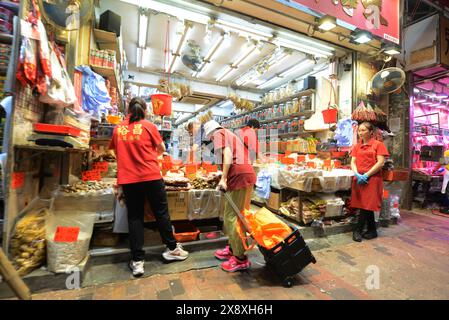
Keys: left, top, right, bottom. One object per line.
{"left": 0, "top": 0, "right": 405, "bottom": 284}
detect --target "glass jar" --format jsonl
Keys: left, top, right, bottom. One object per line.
{"left": 285, "top": 101, "right": 292, "bottom": 116}
{"left": 301, "top": 96, "right": 312, "bottom": 111}
{"left": 286, "top": 82, "right": 294, "bottom": 97}
{"left": 291, "top": 118, "right": 299, "bottom": 133}
{"left": 292, "top": 99, "right": 300, "bottom": 114}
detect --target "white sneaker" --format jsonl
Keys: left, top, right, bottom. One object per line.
{"left": 162, "top": 243, "right": 189, "bottom": 261}
{"left": 129, "top": 260, "right": 145, "bottom": 277}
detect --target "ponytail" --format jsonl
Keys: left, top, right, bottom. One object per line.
{"left": 128, "top": 97, "right": 147, "bottom": 123}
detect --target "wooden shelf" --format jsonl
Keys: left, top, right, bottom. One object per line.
{"left": 93, "top": 29, "right": 121, "bottom": 64}
{"left": 259, "top": 111, "right": 314, "bottom": 124}
{"left": 221, "top": 89, "right": 316, "bottom": 123}
{"left": 90, "top": 65, "right": 119, "bottom": 89}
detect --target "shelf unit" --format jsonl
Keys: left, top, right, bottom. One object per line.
{"left": 93, "top": 29, "right": 122, "bottom": 64}
{"left": 221, "top": 89, "right": 316, "bottom": 123}
{"left": 90, "top": 65, "right": 119, "bottom": 88}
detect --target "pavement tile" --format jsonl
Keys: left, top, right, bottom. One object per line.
{"left": 168, "top": 278, "right": 186, "bottom": 297}
{"left": 156, "top": 288, "right": 173, "bottom": 300}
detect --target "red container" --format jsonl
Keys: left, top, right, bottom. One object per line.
{"left": 34, "top": 123, "right": 81, "bottom": 137}
{"left": 151, "top": 93, "right": 172, "bottom": 116}
{"left": 173, "top": 222, "right": 200, "bottom": 242}
{"left": 322, "top": 108, "right": 338, "bottom": 124}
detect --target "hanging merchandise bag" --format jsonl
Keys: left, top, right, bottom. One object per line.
{"left": 39, "top": 42, "right": 77, "bottom": 107}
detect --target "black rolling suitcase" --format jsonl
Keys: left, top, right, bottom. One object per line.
{"left": 223, "top": 192, "right": 316, "bottom": 287}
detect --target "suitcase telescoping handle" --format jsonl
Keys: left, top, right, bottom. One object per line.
{"left": 218, "top": 187, "right": 253, "bottom": 234}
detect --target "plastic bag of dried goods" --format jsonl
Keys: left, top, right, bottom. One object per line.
{"left": 46, "top": 210, "right": 95, "bottom": 273}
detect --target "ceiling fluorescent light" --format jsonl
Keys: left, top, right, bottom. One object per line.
{"left": 139, "top": 0, "right": 210, "bottom": 25}
{"left": 436, "top": 93, "right": 448, "bottom": 99}
{"left": 277, "top": 30, "right": 335, "bottom": 52}
{"left": 257, "top": 76, "right": 282, "bottom": 89}
{"left": 216, "top": 66, "right": 233, "bottom": 82}
{"left": 232, "top": 44, "right": 258, "bottom": 68}
{"left": 422, "top": 101, "right": 433, "bottom": 105}
{"left": 216, "top": 19, "right": 273, "bottom": 41}
{"left": 279, "top": 59, "right": 314, "bottom": 78}
{"left": 138, "top": 11, "right": 149, "bottom": 48}
{"left": 204, "top": 34, "right": 225, "bottom": 62}
{"left": 317, "top": 15, "right": 337, "bottom": 31}
{"left": 414, "top": 95, "right": 427, "bottom": 104}
{"left": 351, "top": 29, "right": 373, "bottom": 44}
{"left": 274, "top": 38, "right": 333, "bottom": 58}
{"left": 166, "top": 23, "right": 192, "bottom": 73}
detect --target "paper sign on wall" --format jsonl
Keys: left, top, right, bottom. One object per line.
{"left": 11, "top": 172, "right": 25, "bottom": 189}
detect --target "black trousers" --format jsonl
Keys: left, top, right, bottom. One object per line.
{"left": 122, "top": 179, "right": 177, "bottom": 261}
{"left": 355, "top": 209, "right": 377, "bottom": 233}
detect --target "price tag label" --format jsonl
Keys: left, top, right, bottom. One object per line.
{"left": 11, "top": 172, "right": 25, "bottom": 189}
{"left": 82, "top": 170, "right": 101, "bottom": 181}
{"left": 204, "top": 164, "right": 218, "bottom": 173}
{"left": 54, "top": 226, "right": 80, "bottom": 242}
{"left": 185, "top": 164, "right": 197, "bottom": 174}
{"left": 383, "top": 190, "right": 389, "bottom": 199}
{"left": 93, "top": 161, "right": 109, "bottom": 172}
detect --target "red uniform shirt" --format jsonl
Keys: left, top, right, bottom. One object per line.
{"left": 350, "top": 139, "right": 389, "bottom": 211}
{"left": 109, "top": 117, "right": 163, "bottom": 185}
{"left": 350, "top": 139, "right": 390, "bottom": 175}
{"left": 211, "top": 128, "right": 256, "bottom": 191}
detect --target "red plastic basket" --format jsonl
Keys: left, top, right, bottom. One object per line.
{"left": 151, "top": 93, "right": 172, "bottom": 116}
{"left": 322, "top": 107, "right": 338, "bottom": 124}
{"left": 34, "top": 123, "right": 81, "bottom": 137}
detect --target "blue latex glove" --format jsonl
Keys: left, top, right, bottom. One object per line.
{"left": 360, "top": 174, "right": 369, "bottom": 184}
{"left": 355, "top": 173, "right": 368, "bottom": 185}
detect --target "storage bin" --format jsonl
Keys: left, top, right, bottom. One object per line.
{"left": 172, "top": 221, "right": 200, "bottom": 242}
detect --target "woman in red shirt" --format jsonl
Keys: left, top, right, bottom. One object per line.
{"left": 350, "top": 122, "right": 389, "bottom": 242}
{"left": 109, "top": 97, "right": 188, "bottom": 277}
{"left": 204, "top": 120, "right": 256, "bottom": 272}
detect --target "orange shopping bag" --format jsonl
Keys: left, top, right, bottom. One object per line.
{"left": 236, "top": 208, "right": 292, "bottom": 250}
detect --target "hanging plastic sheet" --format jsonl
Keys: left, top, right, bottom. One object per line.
{"left": 75, "top": 65, "right": 111, "bottom": 119}
{"left": 334, "top": 118, "right": 356, "bottom": 147}
{"left": 255, "top": 170, "right": 272, "bottom": 199}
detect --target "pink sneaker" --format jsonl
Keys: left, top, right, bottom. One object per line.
{"left": 221, "top": 256, "right": 251, "bottom": 272}
{"left": 214, "top": 245, "right": 233, "bottom": 260}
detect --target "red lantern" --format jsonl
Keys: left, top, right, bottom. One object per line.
{"left": 151, "top": 93, "right": 172, "bottom": 116}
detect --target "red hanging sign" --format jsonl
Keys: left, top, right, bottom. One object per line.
{"left": 288, "top": 0, "right": 400, "bottom": 44}
{"left": 54, "top": 226, "right": 80, "bottom": 242}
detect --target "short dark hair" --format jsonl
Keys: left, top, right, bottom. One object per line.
{"left": 246, "top": 118, "right": 260, "bottom": 129}
{"left": 128, "top": 97, "right": 147, "bottom": 123}
{"left": 359, "top": 121, "right": 374, "bottom": 132}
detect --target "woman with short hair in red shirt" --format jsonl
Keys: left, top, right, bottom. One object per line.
{"left": 109, "top": 97, "right": 188, "bottom": 277}
{"left": 350, "top": 122, "right": 390, "bottom": 242}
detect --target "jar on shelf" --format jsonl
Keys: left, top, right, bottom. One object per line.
{"left": 286, "top": 82, "right": 295, "bottom": 97}
{"left": 292, "top": 99, "right": 300, "bottom": 114}
{"left": 285, "top": 101, "right": 292, "bottom": 116}
{"left": 301, "top": 96, "right": 312, "bottom": 111}
{"left": 291, "top": 118, "right": 299, "bottom": 133}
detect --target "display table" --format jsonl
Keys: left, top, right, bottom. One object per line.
{"left": 144, "top": 189, "right": 224, "bottom": 222}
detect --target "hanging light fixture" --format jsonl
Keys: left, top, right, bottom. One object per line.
{"left": 350, "top": 29, "right": 373, "bottom": 44}
{"left": 317, "top": 15, "right": 337, "bottom": 31}
{"left": 382, "top": 42, "right": 401, "bottom": 56}
{"left": 166, "top": 22, "right": 193, "bottom": 74}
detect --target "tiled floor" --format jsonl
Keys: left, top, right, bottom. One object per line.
{"left": 28, "top": 210, "right": 449, "bottom": 300}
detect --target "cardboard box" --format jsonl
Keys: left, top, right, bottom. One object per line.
{"left": 268, "top": 191, "right": 280, "bottom": 211}
{"left": 144, "top": 191, "right": 189, "bottom": 222}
